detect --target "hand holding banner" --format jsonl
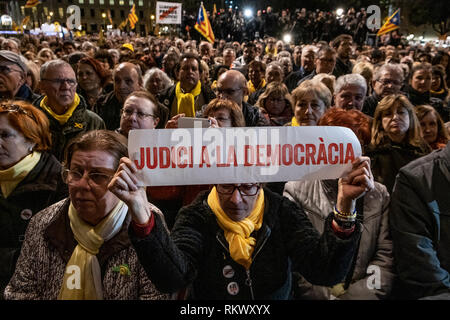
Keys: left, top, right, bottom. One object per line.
{"left": 128, "top": 126, "right": 362, "bottom": 186}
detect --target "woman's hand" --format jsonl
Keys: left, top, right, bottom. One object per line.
{"left": 209, "top": 116, "right": 219, "bottom": 128}
{"left": 336, "top": 156, "right": 374, "bottom": 213}
{"left": 165, "top": 113, "right": 185, "bottom": 129}
{"left": 108, "top": 157, "right": 151, "bottom": 224}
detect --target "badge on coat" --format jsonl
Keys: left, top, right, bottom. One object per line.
{"left": 20, "top": 209, "right": 33, "bottom": 221}
{"left": 227, "top": 282, "right": 239, "bottom": 295}
{"left": 222, "top": 265, "right": 235, "bottom": 279}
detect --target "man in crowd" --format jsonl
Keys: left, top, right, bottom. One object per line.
{"left": 334, "top": 74, "right": 367, "bottom": 111}
{"left": 95, "top": 62, "right": 143, "bottom": 130}
{"left": 216, "top": 70, "right": 267, "bottom": 126}
{"left": 0, "top": 50, "right": 38, "bottom": 102}
{"left": 159, "top": 53, "right": 215, "bottom": 118}
{"left": 285, "top": 45, "right": 317, "bottom": 92}
{"left": 35, "top": 60, "right": 105, "bottom": 160}
{"left": 362, "top": 64, "right": 404, "bottom": 117}
{"left": 1, "top": 39, "right": 20, "bottom": 54}
{"left": 332, "top": 34, "right": 354, "bottom": 78}
{"left": 248, "top": 61, "right": 284, "bottom": 105}
{"left": 298, "top": 46, "right": 337, "bottom": 86}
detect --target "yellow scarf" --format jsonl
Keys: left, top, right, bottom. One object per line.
{"left": 175, "top": 81, "right": 202, "bottom": 117}
{"left": 58, "top": 200, "right": 128, "bottom": 300}
{"left": 291, "top": 116, "right": 300, "bottom": 126}
{"left": 0, "top": 152, "right": 41, "bottom": 198}
{"left": 207, "top": 187, "right": 265, "bottom": 270}
{"left": 265, "top": 46, "right": 277, "bottom": 56}
{"left": 247, "top": 79, "right": 266, "bottom": 95}
{"left": 40, "top": 93, "right": 80, "bottom": 125}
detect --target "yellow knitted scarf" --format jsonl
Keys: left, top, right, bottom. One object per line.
{"left": 247, "top": 79, "right": 266, "bottom": 95}
{"left": 207, "top": 186, "right": 265, "bottom": 270}
{"left": 175, "top": 81, "right": 202, "bottom": 117}
{"left": 40, "top": 93, "right": 80, "bottom": 125}
{"left": 0, "top": 152, "right": 41, "bottom": 198}
{"left": 58, "top": 200, "right": 128, "bottom": 300}
{"left": 291, "top": 116, "right": 300, "bottom": 126}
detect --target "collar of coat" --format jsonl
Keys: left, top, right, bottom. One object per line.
{"left": 44, "top": 198, "right": 132, "bottom": 266}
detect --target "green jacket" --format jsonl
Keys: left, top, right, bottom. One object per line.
{"left": 34, "top": 95, "right": 106, "bottom": 161}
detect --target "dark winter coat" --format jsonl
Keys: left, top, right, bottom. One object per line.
{"left": 130, "top": 188, "right": 361, "bottom": 300}
{"left": 0, "top": 152, "right": 67, "bottom": 296}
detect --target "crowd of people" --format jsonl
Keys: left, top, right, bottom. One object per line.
{"left": 0, "top": 8, "right": 449, "bottom": 300}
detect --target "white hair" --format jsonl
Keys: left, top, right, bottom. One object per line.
{"left": 143, "top": 68, "right": 173, "bottom": 92}
{"left": 40, "top": 59, "right": 72, "bottom": 79}
{"left": 335, "top": 73, "right": 367, "bottom": 95}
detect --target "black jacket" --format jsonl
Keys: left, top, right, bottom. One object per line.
{"left": 94, "top": 91, "right": 123, "bottom": 131}
{"left": 366, "top": 142, "right": 429, "bottom": 194}
{"left": 34, "top": 95, "right": 106, "bottom": 161}
{"left": 0, "top": 84, "right": 39, "bottom": 103}
{"left": 0, "top": 152, "right": 68, "bottom": 296}
{"left": 333, "top": 57, "right": 354, "bottom": 78}
{"left": 130, "top": 188, "right": 360, "bottom": 300}
{"left": 406, "top": 86, "right": 450, "bottom": 122}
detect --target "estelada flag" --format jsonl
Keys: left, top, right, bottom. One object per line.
{"left": 25, "top": 0, "right": 41, "bottom": 8}
{"left": 128, "top": 4, "right": 139, "bottom": 30}
{"left": 377, "top": 9, "right": 400, "bottom": 36}
{"left": 194, "top": 2, "right": 215, "bottom": 43}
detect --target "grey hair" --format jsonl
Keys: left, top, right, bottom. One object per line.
{"left": 301, "top": 45, "right": 318, "bottom": 58}
{"left": 373, "top": 63, "right": 404, "bottom": 83}
{"left": 143, "top": 67, "right": 173, "bottom": 92}
{"left": 334, "top": 73, "right": 367, "bottom": 96}
{"left": 40, "top": 59, "right": 73, "bottom": 79}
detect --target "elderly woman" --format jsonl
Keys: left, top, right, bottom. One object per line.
{"left": 143, "top": 68, "right": 173, "bottom": 99}
{"left": 415, "top": 104, "right": 449, "bottom": 150}
{"left": 406, "top": 62, "right": 449, "bottom": 122}
{"left": 333, "top": 74, "right": 367, "bottom": 111}
{"left": 284, "top": 107, "right": 394, "bottom": 300}
{"left": 77, "top": 57, "right": 112, "bottom": 109}
{"left": 365, "top": 94, "right": 431, "bottom": 194}
{"left": 290, "top": 80, "right": 332, "bottom": 126}
{"left": 4, "top": 130, "right": 168, "bottom": 300}
{"left": 0, "top": 100, "right": 67, "bottom": 296}
{"left": 109, "top": 142, "right": 372, "bottom": 300}
{"left": 117, "top": 91, "right": 168, "bottom": 137}
{"left": 255, "top": 82, "right": 294, "bottom": 126}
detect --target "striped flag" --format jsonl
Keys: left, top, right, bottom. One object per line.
{"left": 128, "top": 4, "right": 139, "bottom": 30}
{"left": 377, "top": 9, "right": 400, "bottom": 36}
{"left": 25, "top": 0, "right": 41, "bottom": 8}
{"left": 194, "top": 2, "right": 215, "bottom": 43}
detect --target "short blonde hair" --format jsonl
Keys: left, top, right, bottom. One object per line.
{"left": 291, "top": 80, "right": 332, "bottom": 111}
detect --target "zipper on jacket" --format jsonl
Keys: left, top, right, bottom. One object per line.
{"left": 245, "top": 269, "right": 255, "bottom": 300}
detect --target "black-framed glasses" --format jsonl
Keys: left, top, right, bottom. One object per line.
{"left": 377, "top": 79, "right": 402, "bottom": 86}
{"left": 62, "top": 169, "right": 114, "bottom": 187}
{"left": 0, "top": 103, "right": 36, "bottom": 121}
{"left": 120, "top": 108, "right": 157, "bottom": 120}
{"left": 42, "top": 78, "right": 77, "bottom": 88}
{"left": 0, "top": 65, "right": 21, "bottom": 75}
{"left": 216, "top": 184, "right": 260, "bottom": 196}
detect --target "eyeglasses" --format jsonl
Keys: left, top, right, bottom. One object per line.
{"left": 215, "top": 87, "right": 243, "bottom": 96}
{"left": 216, "top": 184, "right": 260, "bottom": 196}
{"left": 42, "top": 78, "right": 78, "bottom": 88}
{"left": 62, "top": 169, "right": 114, "bottom": 187}
{"left": 120, "top": 108, "right": 157, "bottom": 120}
{"left": 377, "top": 79, "right": 402, "bottom": 86}
{"left": 0, "top": 65, "right": 21, "bottom": 75}
{"left": 0, "top": 103, "right": 36, "bottom": 121}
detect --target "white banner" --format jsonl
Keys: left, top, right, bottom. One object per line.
{"left": 128, "top": 126, "right": 362, "bottom": 186}
{"left": 156, "top": 2, "right": 182, "bottom": 25}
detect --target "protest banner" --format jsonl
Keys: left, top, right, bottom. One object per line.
{"left": 128, "top": 126, "right": 362, "bottom": 186}
{"left": 156, "top": 2, "right": 182, "bottom": 24}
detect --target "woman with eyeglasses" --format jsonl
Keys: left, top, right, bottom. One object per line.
{"left": 5, "top": 130, "right": 168, "bottom": 300}
{"left": 0, "top": 100, "right": 67, "bottom": 297}
{"left": 108, "top": 134, "right": 372, "bottom": 300}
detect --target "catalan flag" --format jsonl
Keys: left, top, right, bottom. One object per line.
{"left": 194, "top": 2, "right": 215, "bottom": 43}
{"left": 377, "top": 9, "right": 400, "bottom": 36}
{"left": 128, "top": 4, "right": 139, "bottom": 30}
{"left": 25, "top": 0, "right": 41, "bottom": 8}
